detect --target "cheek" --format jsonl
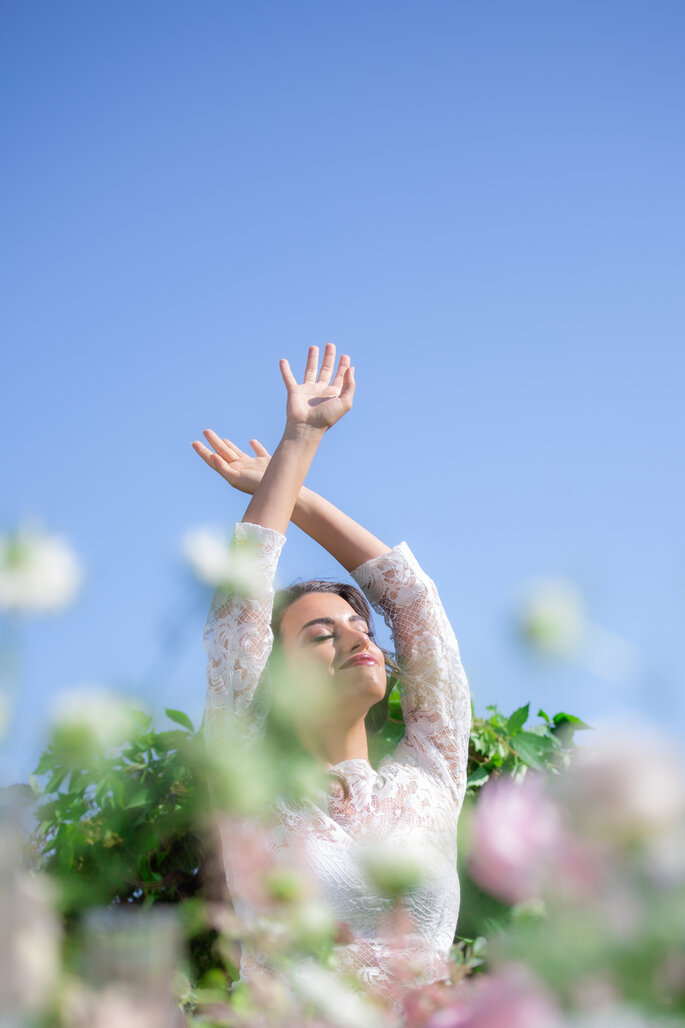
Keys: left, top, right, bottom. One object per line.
{"left": 286, "top": 645, "right": 335, "bottom": 680}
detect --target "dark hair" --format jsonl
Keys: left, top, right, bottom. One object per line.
{"left": 270, "top": 579, "right": 398, "bottom": 733}
{"left": 271, "top": 579, "right": 373, "bottom": 639}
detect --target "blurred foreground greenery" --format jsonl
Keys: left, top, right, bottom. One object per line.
{"left": 17, "top": 693, "right": 587, "bottom": 1003}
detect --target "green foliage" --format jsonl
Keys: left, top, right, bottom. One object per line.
{"left": 25, "top": 693, "right": 588, "bottom": 995}
{"left": 30, "top": 709, "right": 205, "bottom": 909}
{"left": 369, "top": 685, "right": 589, "bottom": 790}
{"left": 27, "top": 708, "right": 229, "bottom": 989}
{"left": 466, "top": 702, "right": 590, "bottom": 792}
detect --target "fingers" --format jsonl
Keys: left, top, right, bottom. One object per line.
{"left": 339, "top": 365, "right": 356, "bottom": 408}
{"left": 303, "top": 345, "right": 319, "bottom": 383}
{"left": 191, "top": 440, "right": 235, "bottom": 477}
{"left": 331, "top": 352, "right": 350, "bottom": 392}
{"left": 250, "top": 439, "right": 271, "bottom": 457}
{"left": 317, "top": 342, "right": 336, "bottom": 385}
{"left": 203, "top": 429, "right": 242, "bottom": 461}
{"left": 280, "top": 358, "right": 297, "bottom": 391}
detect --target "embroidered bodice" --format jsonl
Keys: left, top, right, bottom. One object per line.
{"left": 203, "top": 522, "right": 471, "bottom": 990}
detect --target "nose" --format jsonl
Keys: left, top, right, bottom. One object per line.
{"left": 341, "top": 623, "right": 370, "bottom": 651}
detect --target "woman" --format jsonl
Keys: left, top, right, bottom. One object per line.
{"left": 192, "top": 344, "right": 471, "bottom": 997}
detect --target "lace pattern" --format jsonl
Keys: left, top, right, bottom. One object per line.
{"left": 203, "top": 523, "right": 471, "bottom": 991}
{"left": 203, "top": 521, "right": 285, "bottom": 748}
{"left": 351, "top": 543, "right": 471, "bottom": 806}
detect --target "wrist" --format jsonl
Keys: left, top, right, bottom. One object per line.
{"left": 281, "top": 421, "right": 326, "bottom": 445}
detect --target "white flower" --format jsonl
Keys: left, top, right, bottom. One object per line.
{"left": 560, "top": 725, "right": 685, "bottom": 844}
{"left": 359, "top": 837, "right": 437, "bottom": 898}
{"left": 181, "top": 525, "right": 258, "bottom": 594}
{"left": 291, "top": 962, "right": 388, "bottom": 1028}
{"left": 0, "top": 522, "right": 83, "bottom": 615}
{"left": 516, "top": 577, "right": 586, "bottom": 657}
{"left": 50, "top": 686, "right": 145, "bottom": 755}
{"left": 0, "top": 818, "right": 61, "bottom": 1017}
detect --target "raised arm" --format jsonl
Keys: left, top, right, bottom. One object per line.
{"left": 240, "top": 344, "right": 355, "bottom": 535}
{"left": 193, "top": 438, "right": 390, "bottom": 571}
{"left": 195, "top": 344, "right": 358, "bottom": 745}
{"left": 352, "top": 546, "right": 471, "bottom": 805}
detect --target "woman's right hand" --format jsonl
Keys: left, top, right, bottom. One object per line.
{"left": 281, "top": 343, "right": 355, "bottom": 432}
{"left": 192, "top": 430, "right": 271, "bottom": 495}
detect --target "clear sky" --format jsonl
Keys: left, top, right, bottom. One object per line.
{"left": 2, "top": 0, "right": 684, "bottom": 784}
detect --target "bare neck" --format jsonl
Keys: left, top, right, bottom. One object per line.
{"left": 300, "top": 716, "right": 370, "bottom": 768}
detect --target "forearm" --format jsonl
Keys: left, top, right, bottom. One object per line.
{"left": 292, "top": 486, "right": 390, "bottom": 572}
{"left": 242, "top": 425, "right": 323, "bottom": 535}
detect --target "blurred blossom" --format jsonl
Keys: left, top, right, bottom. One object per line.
{"left": 360, "top": 837, "right": 437, "bottom": 899}
{"left": 516, "top": 578, "right": 586, "bottom": 657}
{"left": 425, "top": 964, "right": 563, "bottom": 1028}
{"left": 0, "top": 522, "right": 83, "bottom": 614}
{"left": 560, "top": 726, "right": 685, "bottom": 845}
{"left": 466, "top": 774, "right": 567, "bottom": 904}
{"left": 62, "top": 982, "right": 178, "bottom": 1028}
{"left": 181, "top": 525, "right": 258, "bottom": 593}
{"left": 50, "top": 686, "right": 146, "bottom": 756}
{"left": 515, "top": 577, "right": 641, "bottom": 689}
{"left": 290, "top": 961, "right": 389, "bottom": 1028}
{"left": 0, "top": 808, "right": 62, "bottom": 1018}
{"left": 66, "top": 906, "right": 182, "bottom": 1028}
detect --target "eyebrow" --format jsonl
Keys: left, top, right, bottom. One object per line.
{"left": 297, "top": 615, "right": 368, "bottom": 637}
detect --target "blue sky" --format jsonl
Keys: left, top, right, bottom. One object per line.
{"left": 2, "top": 0, "right": 684, "bottom": 784}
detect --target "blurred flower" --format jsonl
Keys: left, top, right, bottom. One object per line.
{"left": 515, "top": 577, "right": 641, "bottom": 689}
{"left": 0, "top": 811, "right": 61, "bottom": 1018}
{"left": 0, "top": 522, "right": 83, "bottom": 614}
{"left": 559, "top": 727, "right": 685, "bottom": 845}
{"left": 50, "top": 686, "right": 146, "bottom": 756}
{"left": 360, "top": 837, "right": 437, "bottom": 899}
{"left": 466, "top": 774, "right": 567, "bottom": 904}
{"left": 425, "top": 964, "right": 563, "bottom": 1028}
{"left": 62, "top": 983, "right": 174, "bottom": 1028}
{"left": 516, "top": 577, "right": 586, "bottom": 657}
{"left": 181, "top": 525, "right": 258, "bottom": 593}
{"left": 290, "top": 961, "right": 389, "bottom": 1028}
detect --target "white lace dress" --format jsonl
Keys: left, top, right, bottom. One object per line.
{"left": 203, "top": 522, "right": 472, "bottom": 992}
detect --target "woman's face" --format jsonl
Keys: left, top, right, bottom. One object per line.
{"left": 277, "top": 592, "right": 387, "bottom": 714}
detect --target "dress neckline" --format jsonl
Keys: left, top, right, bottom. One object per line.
{"left": 326, "top": 757, "right": 374, "bottom": 773}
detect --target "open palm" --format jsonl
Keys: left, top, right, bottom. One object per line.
{"left": 191, "top": 430, "right": 271, "bottom": 495}
{"left": 281, "top": 343, "right": 355, "bottom": 431}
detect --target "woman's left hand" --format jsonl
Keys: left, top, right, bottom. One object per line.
{"left": 281, "top": 343, "right": 355, "bottom": 432}
{"left": 192, "top": 431, "right": 271, "bottom": 494}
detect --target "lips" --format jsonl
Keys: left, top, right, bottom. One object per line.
{"left": 340, "top": 653, "right": 378, "bottom": 670}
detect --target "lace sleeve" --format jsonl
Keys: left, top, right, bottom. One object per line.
{"left": 203, "top": 521, "right": 286, "bottom": 748}
{"left": 352, "top": 543, "right": 471, "bottom": 804}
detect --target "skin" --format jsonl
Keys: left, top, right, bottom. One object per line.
{"left": 278, "top": 591, "right": 388, "bottom": 764}
{"left": 192, "top": 343, "right": 391, "bottom": 766}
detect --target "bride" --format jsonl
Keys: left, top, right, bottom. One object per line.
{"left": 192, "top": 344, "right": 471, "bottom": 996}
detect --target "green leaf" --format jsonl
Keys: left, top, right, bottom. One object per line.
{"left": 466, "top": 766, "right": 490, "bottom": 788}
{"left": 124, "top": 790, "right": 150, "bottom": 810}
{"left": 513, "top": 731, "right": 554, "bottom": 770}
{"left": 164, "top": 708, "right": 195, "bottom": 732}
{"left": 537, "top": 708, "right": 551, "bottom": 724}
{"left": 110, "top": 776, "right": 125, "bottom": 807}
{"left": 45, "top": 766, "right": 70, "bottom": 794}
{"left": 552, "top": 712, "right": 592, "bottom": 731}
{"left": 506, "top": 703, "right": 530, "bottom": 734}
{"left": 33, "top": 751, "right": 59, "bottom": 776}
{"left": 153, "top": 730, "right": 188, "bottom": 752}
